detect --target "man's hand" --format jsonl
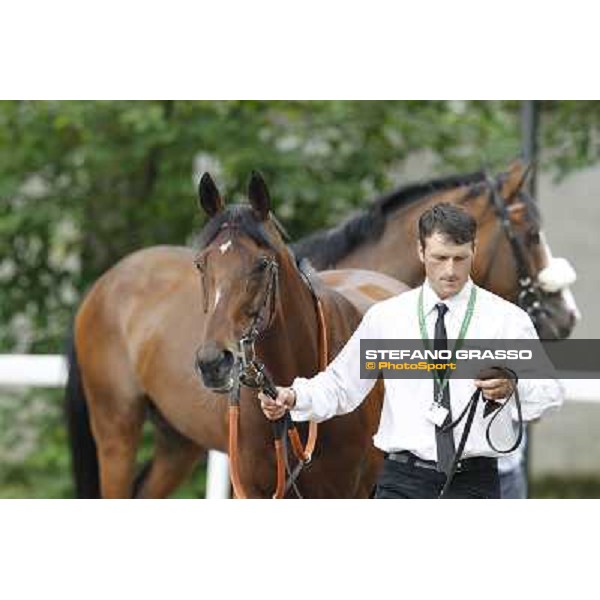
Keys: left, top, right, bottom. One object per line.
{"left": 258, "top": 387, "right": 296, "bottom": 421}
{"left": 473, "top": 377, "right": 515, "bottom": 401}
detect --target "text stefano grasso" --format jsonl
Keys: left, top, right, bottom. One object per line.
{"left": 364, "top": 349, "right": 533, "bottom": 361}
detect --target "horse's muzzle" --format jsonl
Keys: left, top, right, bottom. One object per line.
{"left": 194, "top": 346, "right": 235, "bottom": 392}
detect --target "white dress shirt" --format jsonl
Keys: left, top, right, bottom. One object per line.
{"left": 290, "top": 278, "right": 563, "bottom": 461}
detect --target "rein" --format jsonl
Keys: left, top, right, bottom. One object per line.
{"left": 227, "top": 258, "right": 326, "bottom": 499}
{"left": 437, "top": 366, "right": 523, "bottom": 499}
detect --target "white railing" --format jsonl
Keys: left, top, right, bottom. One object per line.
{"left": 0, "top": 354, "right": 231, "bottom": 499}
{"left": 2, "top": 354, "right": 600, "bottom": 499}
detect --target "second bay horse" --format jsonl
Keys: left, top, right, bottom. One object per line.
{"left": 293, "top": 160, "right": 579, "bottom": 340}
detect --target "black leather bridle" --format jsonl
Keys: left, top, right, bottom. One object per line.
{"left": 483, "top": 177, "right": 551, "bottom": 331}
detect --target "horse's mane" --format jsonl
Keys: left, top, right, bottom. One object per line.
{"left": 291, "top": 170, "right": 486, "bottom": 269}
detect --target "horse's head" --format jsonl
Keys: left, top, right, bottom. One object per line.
{"left": 192, "top": 171, "right": 290, "bottom": 392}
{"left": 472, "top": 161, "right": 579, "bottom": 340}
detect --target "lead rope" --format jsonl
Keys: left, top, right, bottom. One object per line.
{"left": 287, "top": 295, "right": 325, "bottom": 463}
{"left": 277, "top": 295, "right": 326, "bottom": 498}
{"left": 273, "top": 293, "right": 326, "bottom": 498}
{"left": 228, "top": 375, "right": 247, "bottom": 499}
{"left": 438, "top": 367, "right": 523, "bottom": 499}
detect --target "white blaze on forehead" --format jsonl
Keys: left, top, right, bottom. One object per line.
{"left": 219, "top": 239, "right": 232, "bottom": 254}
{"left": 214, "top": 288, "right": 222, "bottom": 308}
{"left": 212, "top": 238, "right": 231, "bottom": 309}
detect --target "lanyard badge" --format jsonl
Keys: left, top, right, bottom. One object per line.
{"left": 427, "top": 402, "right": 449, "bottom": 426}
{"left": 426, "top": 381, "right": 450, "bottom": 425}
{"left": 418, "top": 285, "right": 478, "bottom": 426}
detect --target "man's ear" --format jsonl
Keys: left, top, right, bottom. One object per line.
{"left": 417, "top": 241, "right": 425, "bottom": 263}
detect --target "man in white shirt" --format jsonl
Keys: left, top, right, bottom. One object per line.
{"left": 259, "top": 203, "right": 563, "bottom": 498}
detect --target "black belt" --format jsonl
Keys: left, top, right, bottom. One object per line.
{"left": 387, "top": 451, "right": 496, "bottom": 473}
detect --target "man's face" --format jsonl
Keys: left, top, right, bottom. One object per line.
{"left": 418, "top": 231, "right": 474, "bottom": 299}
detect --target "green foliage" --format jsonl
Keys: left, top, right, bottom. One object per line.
{"left": 0, "top": 100, "right": 524, "bottom": 353}
{"left": 541, "top": 101, "right": 600, "bottom": 177}
{"left": 0, "top": 389, "right": 72, "bottom": 498}
{"left": 1, "top": 100, "right": 597, "bottom": 497}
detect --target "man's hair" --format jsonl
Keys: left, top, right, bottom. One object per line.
{"left": 418, "top": 202, "right": 477, "bottom": 247}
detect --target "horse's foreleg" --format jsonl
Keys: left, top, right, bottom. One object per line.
{"left": 134, "top": 425, "right": 204, "bottom": 499}
{"left": 89, "top": 400, "right": 146, "bottom": 499}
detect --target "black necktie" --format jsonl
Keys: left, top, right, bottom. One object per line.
{"left": 434, "top": 302, "right": 455, "bottom": 474}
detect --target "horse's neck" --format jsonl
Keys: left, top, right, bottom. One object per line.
{"left": 238, "top": 262, "right": 322, "bottom": 431}
{"left": 333, "top": 187, "right": 491, "bottom": 288}
{"left": 333, "top": 204, "right": 423, "bottom": 285}
{"left": 259, "top": 266, "right": 322, "bottom": 383}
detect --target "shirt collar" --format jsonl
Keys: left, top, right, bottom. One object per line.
{"left": 421, "top": 277, "right": 474, "bottom": 317}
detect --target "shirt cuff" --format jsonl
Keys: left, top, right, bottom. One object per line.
{"left": 289, "top": 377, "right": 312, "bottom": 421}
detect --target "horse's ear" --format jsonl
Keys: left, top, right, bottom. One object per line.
{"left": 248, "top": 170, "right": 271, "bottom": 221}
{"left": 198, "top": 173, "right": 223, "bottom": 217}
{"left": 502, "top": 159, "right": 532, "bottom": 203}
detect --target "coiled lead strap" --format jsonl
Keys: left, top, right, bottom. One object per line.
{"left": 438, "top": 367, "right": 522, "bottom": 499}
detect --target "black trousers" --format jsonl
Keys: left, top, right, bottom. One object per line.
{"left": 375, "top": 455, "right": 500, "bottom": 499}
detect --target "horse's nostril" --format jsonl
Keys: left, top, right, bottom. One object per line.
{"left": 220, "top": 350, "right": 234, "bottom": 372}
{"left": 194, "top": 354, "right": 208, "bottom": 378}
{"left": 195, "top": 348, "right": 235, "bottom": 386}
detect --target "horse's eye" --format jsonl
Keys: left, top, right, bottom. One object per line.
{"left": 256, "top": 257, "right": 269, "bottom": 271}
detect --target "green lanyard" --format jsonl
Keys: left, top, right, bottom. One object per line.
{"left": 418, "top": 284, "right": 477, "bottom": 397}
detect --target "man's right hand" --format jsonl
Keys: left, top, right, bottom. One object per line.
{"left": 259, "top": 387, "right": 296, "bottom": 421}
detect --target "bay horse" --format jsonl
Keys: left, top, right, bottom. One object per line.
{"left": 65, "top": 160, "right": 578, "bottom": 498}
{"left": 192, "top": 172, "right": 407, "bottom": 498}
{"left": 292, "top": 160, "right": 579, "bottom": 340}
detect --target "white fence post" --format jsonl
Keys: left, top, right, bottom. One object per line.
{"left": 205, "top": 450, "right": 231, "bottom": 499}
